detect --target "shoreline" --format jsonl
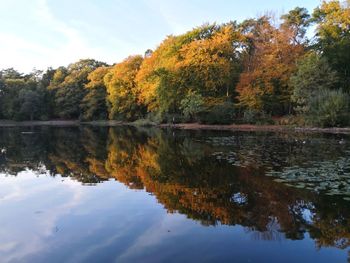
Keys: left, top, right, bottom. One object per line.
{"left": 159, "top": 123, "right": 350, "bottom": 134}
{"left": 0, "top": 120, "right": 350, "bottom": 134}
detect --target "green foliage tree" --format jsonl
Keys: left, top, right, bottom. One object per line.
{"left": 290, "top": 52, "right": 339, "bottom": 114}
{"left": 0, "top": 69, "right": 49, "bottom": 120}
{"left": 281, "top": 7, "right": 311, "bottom": 44}
{"left": 50, "top": 59, "right": 106, "bottom": 119}
{"left": 18, "top": 89, "right": 42, "bottom": 120}
{"left": 0, "top": 78, "right": 26, "bottom": 120}
{"left": 307, "top": 89, "right": 349, "bottom": 127}
{"left": 80, "top": 66, "right": 109, "bottom": 120}
{"left": 312, "top": 0, "right": 350, "bottom": 89}
{"left": 180, "top": 90, "right": 204, "bottom": 120}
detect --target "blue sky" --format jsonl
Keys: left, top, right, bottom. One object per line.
{"left": 0, "top": 0, "right": 321, "bottom": 73}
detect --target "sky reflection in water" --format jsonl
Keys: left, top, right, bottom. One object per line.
{"left": 0, "top": 126, "right": 349, "bottom": 263}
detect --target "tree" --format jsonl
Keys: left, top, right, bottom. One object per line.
{"left": 0, "top": 68, "right": 48, "bottom": 120}
{"left": 307, "top": 89, "right": 349, "bottom": 127}
{"left": 236, "top": 16, "right": 305, "bottom": 114}
{"left": 38, "top": 68, "right": 56, "bottom": 119}
{"left": 281, "top": 7, "right": 311, "bottom": 44}
{"left": 136, "top": 23, "right": 242, "bottom": 115}
{"left": 179, "top": 90, "right": 204, "bottom": 120}
{"left": 104, "top": 55, "right": 144, "bottom": 120}
{"left": 0, "top": 68, "right": 22, "bottom": 79}
{"left": 136, "top": 34, "right": 185, "bottom": 112}
{"left": 0, "top": 78, "right": 25, "bottom": 119}
{"left": 80, "top": 66, "right": 109, "bottom": 120}
{"left": 290, "top": 52, "right": 339, "bottom": 114}
{"left": 0, "top": 79, "right": 4, "bottom": 118}
{"left": 50, "top": 59, "right": 106, "bottom": 119}
{"left": 18, "top": 89, "right": 41, "bottom": 120}
{"left": 313, "top": 0, "right": 350, "bottom": 89}
{"left": 177, "top": 24, "right": 242, "bottom": 98}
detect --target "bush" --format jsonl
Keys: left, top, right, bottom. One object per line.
{"left": 239, "top": 109, "right": 274, "bottom": 125}
{"left": 306, "top": 89, "right": 349, "bottom": 127}
{"left": 161, "top": 113, "right": 190, "bottom": 124}
{"left": 277, "top": 115, "right": 306, "bottom": 126}
{"left": 197, "top": 102, "right": 235, "bottom": 125}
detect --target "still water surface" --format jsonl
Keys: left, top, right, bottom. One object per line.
{"left": 0, "top": 126, "right": 350, "bottom": 263}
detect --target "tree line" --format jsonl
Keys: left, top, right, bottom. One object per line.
{"left": 0, "top": 0, "right": 349, "bottom": 127}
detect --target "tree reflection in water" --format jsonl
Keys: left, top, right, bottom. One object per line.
{"left": 0, "top": 126, "right": 350, "bottom": 252}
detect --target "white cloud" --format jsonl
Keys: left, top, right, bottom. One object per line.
{"left": 0, "top": 0, "right": 105, "bottom": 72}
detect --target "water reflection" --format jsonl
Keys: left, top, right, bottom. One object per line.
{"left": 0, "top": 126, "right": 350, "bottom": 262}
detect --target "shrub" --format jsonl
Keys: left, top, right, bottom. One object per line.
{"left": 307, "top": 89, "right": 349, "bottom": 127}
{"left": 197, "top": 102, "right": 235, "bottom": 125}
{"left": 239, "top": 109, "right": 274, "bottom": 125}
{"left": 290, "top": 52, "right": 339, "bottom": 114}
{"left": 277, "top": 115, "right": 306, "bottom": 126}
{"left": 162, "top": 113, "right": 189, "bottom": 124}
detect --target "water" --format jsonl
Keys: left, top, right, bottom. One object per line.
{"left": 0, "top": 126, "right": 349, "bottom": 263}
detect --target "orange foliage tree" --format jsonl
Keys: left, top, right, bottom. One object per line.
{"left": 237, "top": 16, "right": 305, "bottom": 115}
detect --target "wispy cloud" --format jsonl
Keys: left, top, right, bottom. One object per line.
{"left": 0, "top": 0, "right": 320, "bottom": 73}
{"left": 0, "top": 0, "right": 102, "bottom": 72}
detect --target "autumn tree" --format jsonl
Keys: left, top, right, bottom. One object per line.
{"left": 136, "top": 23, "right": 242, "bottom": 116}
{"left": 136, "top": 34, "right": 185, "bottom": 113}
{"left": 104, "top": 55, "right": 144, "bottom": 120}
{"left": 176, "top": 23, "right": 242, "bottom": 99}
{"left": 49, "top": 59, "right": 106, "bottom": 119}
{"left": 236, "top": 16, "right": 305, "bottom": 115}
{"left": 80, "top": 66, "right": 110, "bottom": 120}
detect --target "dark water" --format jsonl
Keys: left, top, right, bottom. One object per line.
{"left": 0, "top": 126, "right": 350, "bottom": 263}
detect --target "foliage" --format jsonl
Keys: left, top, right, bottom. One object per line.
{"left": 18, "top": 89, "right": 42, "bottom": 120}
{"left": 306, "top": 88, "right": 349, "bottom": 127}
{"left": 236, "top": 16, "right": 305, "bottom": 115}
{"left": 312, "top": 0, "right": 350, "bottom": 89}
{"left": 0, "top": 69, "right": 48, "bottom": 120}
{"left": 179, "top": 90, "right": 204, "bottom": 120}
{"left": 240, "top": 109, "right": 274, "bottom": 125}
{"left": 0, "top": 1, "right": 349, "bottom": 127}
{"left": 80, "top": 66, "right": 109, "bottom": 120}
{"left": 290, "top": 52, "right": 339, "bottom": 114}
{"left": 176, "top": 24, "right": 242, "bottom": 98}
{"left": 50, "top": 59, "right": 106, "bottom": 119}
{"left": 198, "top": 101, "right": 235, "bottom": 125}
{"left": 136, "top": 23, "right": 242, "bottom": 114}
{"left": 105, "top": 55, "right": 144, "bottom": 121}
{"left": 277, "top": 115, "right": 306, "bottom": 126}
{"left": 281, "top": 7, "right": 311, "bottom": 44}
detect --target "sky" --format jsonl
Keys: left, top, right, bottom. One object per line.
{"left": 0, "top": 0, "right": 321, "bottom": 73}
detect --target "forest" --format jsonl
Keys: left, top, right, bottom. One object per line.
{"left": 0, "top": 0, "right": 349, "bottom": 127}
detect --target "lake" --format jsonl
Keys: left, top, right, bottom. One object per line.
{"left": 0, "top": 126, "right": 350, "bottom": 263}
